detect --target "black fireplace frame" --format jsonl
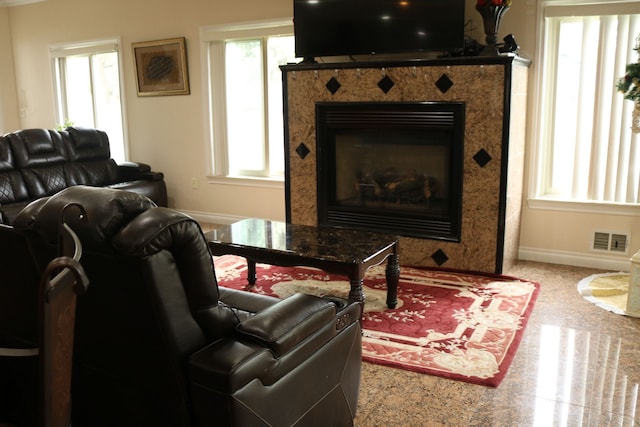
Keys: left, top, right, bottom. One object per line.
{"left": 316, "top": 101, "right": 465, "bottom": 241}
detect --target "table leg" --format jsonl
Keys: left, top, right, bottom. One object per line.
{"left": 348, "top": 277, "right": 365, "bottom": 307}
{"left": 385, "top": 254, "right": 400, "bottom": 309}
{"left": 246, "top": 259, "right": 257, "bottom": 289}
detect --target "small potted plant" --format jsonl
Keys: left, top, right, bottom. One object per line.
{"left": 617, "top": 35, "right": 640, "bottom": 133}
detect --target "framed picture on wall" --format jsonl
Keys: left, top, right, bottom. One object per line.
{"left": 132, "top": 37, "right": 190, "bottom": 96}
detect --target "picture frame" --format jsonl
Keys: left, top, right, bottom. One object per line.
{"left": 132, "top": 37, "right": 190, "bottom": 97}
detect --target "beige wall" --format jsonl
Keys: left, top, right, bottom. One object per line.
{"left": 470, "top": 0, "right": 640, "bottom": 271}
{"left": 2, "top": 0, "right": 638, "bottom": 270}
{"left": 0, "top": 7, "right": 19, "bottom": 133}
{"left": 4, "top": 0, "right": 290, "bottom": 222}
{"left": 503, "top": 1, "right": 640, "bottom": 270}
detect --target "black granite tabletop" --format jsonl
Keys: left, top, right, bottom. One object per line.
{"left": 206, "top": 218, "right": 398, "bottom": 263}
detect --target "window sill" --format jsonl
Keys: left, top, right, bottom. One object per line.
{"left": 207, "top": 175, "right": 284, "bottom": 189}
{"left": 527, "top": 197, "right": 640, "bottom": 216}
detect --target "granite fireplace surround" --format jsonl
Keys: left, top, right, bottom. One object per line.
{"left": 281, "top": 56, "right": 529, "bottom": 273}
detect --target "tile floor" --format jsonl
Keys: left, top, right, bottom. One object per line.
{"left": 354, "top": 260, "right": 640, "bottom": 427}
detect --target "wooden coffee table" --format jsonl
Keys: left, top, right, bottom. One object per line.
{"left": 205, "top": 218, "right": 400, "bottom": 309}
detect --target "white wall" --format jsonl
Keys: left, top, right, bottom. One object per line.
{"left": 3, "top": 0, "right": 638, "bottom": 270}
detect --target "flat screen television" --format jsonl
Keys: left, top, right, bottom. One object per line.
{"left": 294, "top": 0, "right": 466, "bottom": 60}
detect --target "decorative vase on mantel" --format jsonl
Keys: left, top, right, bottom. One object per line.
{"left": 476, "top": 0, "right": 512, "bottom": 56}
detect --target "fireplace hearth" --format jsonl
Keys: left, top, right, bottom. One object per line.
{"left": 317, "top": 102, "right": 464, "bottom": 240}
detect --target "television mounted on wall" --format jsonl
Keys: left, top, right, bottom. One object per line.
{"left": 293, "top": 0, "right": 466, "bottom": 60}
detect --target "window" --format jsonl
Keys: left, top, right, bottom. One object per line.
{"left": 202, "top": 20, "right": 298, "bottom": 180}
{"left": 51, "top": 40, "right": 127, "bottom": 163}
{"left": 534, "top": 2, "right": 640, "bottom": 204}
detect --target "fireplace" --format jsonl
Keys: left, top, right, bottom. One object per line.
{"left": 317, "top": 102, "right": 464, "bottom": 241}
{"left": 281, "top": 58, "right": 529, "bottom": 272}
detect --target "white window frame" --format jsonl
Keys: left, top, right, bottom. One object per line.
{"left": 200, "top": 19, "right": 293, "bottom": 187}
{"left": 50, "top": 38, "right": 129, "bottom": 162}
{"left": 529, "top": 0, "right": 640, "bottom": 216}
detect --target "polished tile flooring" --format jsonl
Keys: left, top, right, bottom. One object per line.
{"left": 354, "top": 261, "right": 640, "bottom": 427}
{"left": 200, "top": 222, "right": 639, "bottom": 426}
{"left": 5, "top": 221, "right": 636, "bottom": 426}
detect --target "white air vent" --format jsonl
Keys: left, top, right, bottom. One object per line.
{"left": 592, "top": 231, "right": 630, "bottom": 254}
{"left": 610, "top": 234, "right": 628, "bottom": 253}
{"left": 593, "top": 232, "right": 610, "bottom": 251}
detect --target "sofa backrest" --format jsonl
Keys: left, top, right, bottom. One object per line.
{"left": 64, "top": 127, "right": 119, "bottom": 187}
{"left": 6, "top": 129, "right": 69, "bottom": 199}
{"left": 65, "top": 127, "right": 111, "bottom": 161}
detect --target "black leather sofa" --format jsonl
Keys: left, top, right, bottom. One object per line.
{"left": 0, "top": 127, "right": 167, "bottom": 224}
{"left": 13, "top": 186, "right": 362, "bottom": 426}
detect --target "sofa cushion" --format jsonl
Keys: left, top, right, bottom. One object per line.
{"left": 65, "top": 159, "right": 118, "bottom": 186}
{"left": 0, "top": 172, "right": 30, "bottom": 204}
{"left": 20, "top": 166, "right": 67, "bottom": 198}
{"left": 0, "top": 136, "right": 14, "bottom": 172}
{"left": 0, "top": 139, "right": 29, "bottom": 206}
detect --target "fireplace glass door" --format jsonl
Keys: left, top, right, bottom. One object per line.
{"left": 317, "top": 102, "right": 464, "bottom": 241}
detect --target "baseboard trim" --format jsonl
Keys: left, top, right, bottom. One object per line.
{"left": 518, "top": 246, "right": 630, "bottom": 272}
{"left": 177, "top": 210, "right": 244, "bottom": 226}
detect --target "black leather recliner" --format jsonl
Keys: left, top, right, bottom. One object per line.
{"left": 14, "top": 186, "right": 362, "bottom": 427}
{"left": 0, "top": 205, "right": 89, "bottom": 426}
{"left": 0, "top": 223, "right": 41, "bottom": 426}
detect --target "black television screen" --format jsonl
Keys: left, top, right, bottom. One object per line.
{"left": 294, "top": 0, "right": 466, "bottom": 59}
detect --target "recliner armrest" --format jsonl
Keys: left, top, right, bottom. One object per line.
{"left": 236, "top": 293, "right": 336, "bottom": 357}
{"left": 116, "top": 162, "right": 164, "bottom": 181}
{"left": 117, "top": 161, "right": 151, "bottom": 173}
{"left": 188, "top": 295, "right": 360, "bottom": 393}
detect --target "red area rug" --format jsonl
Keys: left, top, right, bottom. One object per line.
{"left": 214, "top": 255, "right": 539, "bottom": 387}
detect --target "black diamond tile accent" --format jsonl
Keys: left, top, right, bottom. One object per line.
{"left": 325, "top": 77, "right": 341, "bottom": 95}
{"left": 295, "top": 142, "right": 310, "bottom": 159}
{"left": 473, "top": 149, "right": 493, "bottom": 168}
{"left": 431, "top": 249, "right": 449, "bottom": 266}
{"left": 435, "top": 74, "right": 454, "bottom": 93}
{"left": 378, "top": 75, "right": 395, "bottom": 94}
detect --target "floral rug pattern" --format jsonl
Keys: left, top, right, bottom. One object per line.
{"left": 213, "top": 255, "right": 539, "bottom": 387}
